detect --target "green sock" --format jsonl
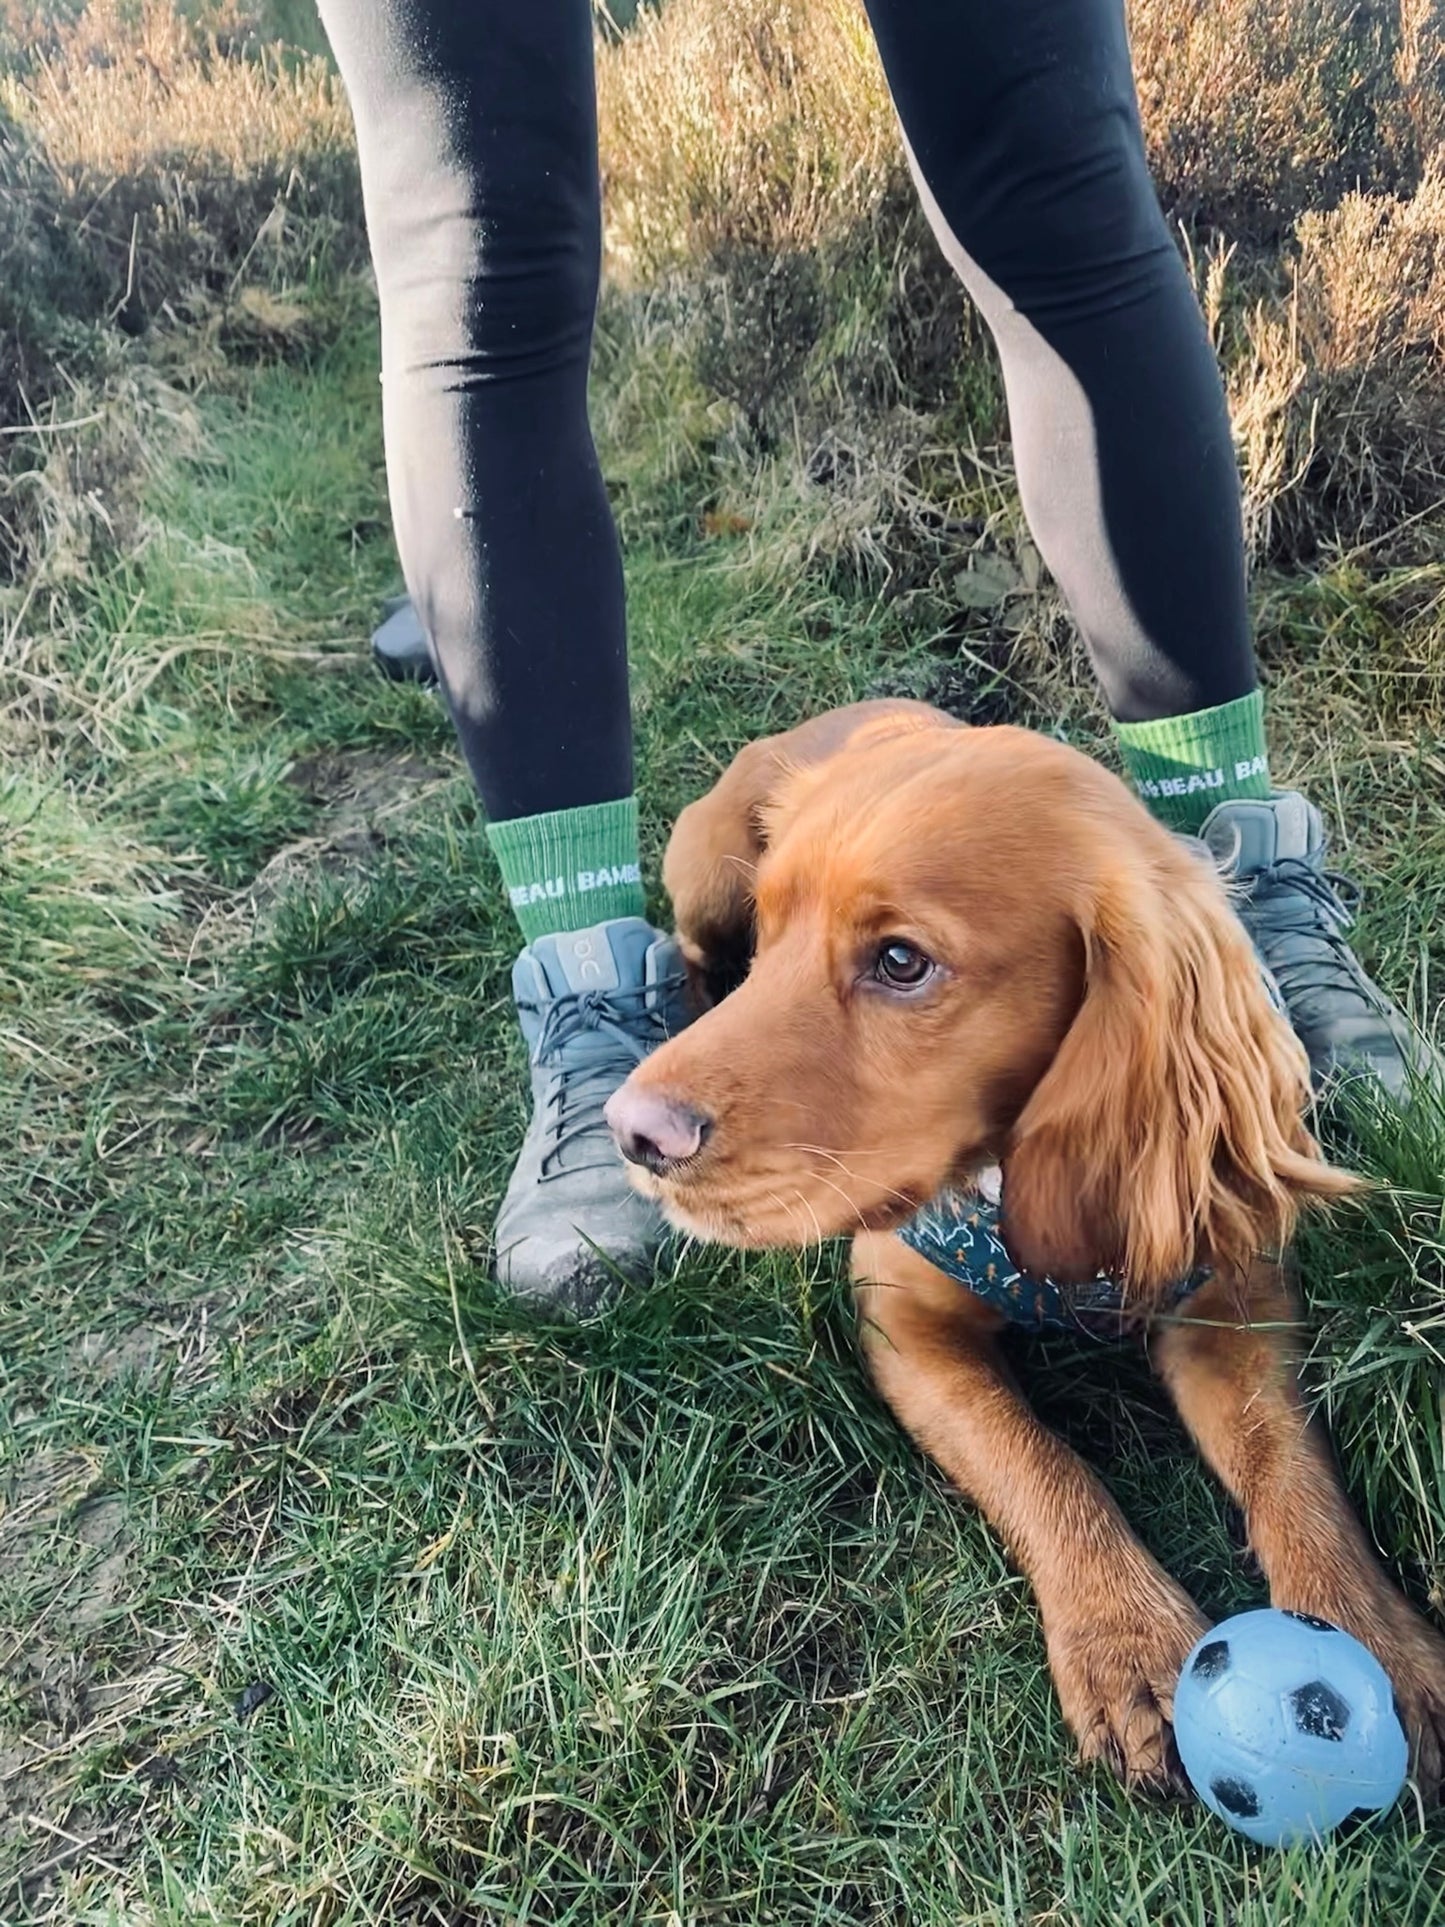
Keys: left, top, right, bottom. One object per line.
{"left": 1112, "top": 690, "right": 1271, "bottom": 833}
{"left": 486, "top": 796, "right": 647, "bottom": 944}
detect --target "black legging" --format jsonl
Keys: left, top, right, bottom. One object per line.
{"left": 318, "top": 0, "right": 1257, "bottom": 822}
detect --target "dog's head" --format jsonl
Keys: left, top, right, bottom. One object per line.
{"left": 609, "top": 723, "right": 1354, "bottom": 1304}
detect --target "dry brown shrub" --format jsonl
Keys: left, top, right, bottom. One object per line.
{"left": 0, "top": 1, "right": 365, "bottom": 584}
{"left": 1227, "top": 159, "right": 1445, "bottom": 560}
{"left": 597, "top": 2, "right": 982, "bottom": 439}
{"left": 14, "top": 1, "right": 349, "bottom": 178}
{"left": 597, "top": 0, "right": 898, "bottom": 281}
{"left": 598, "top": 0, "right": 1444, "bottom": 276}
{"left": 1128, "top": 0, "right": 1410, "bottom": 238}
{"left": 1391, "top": 0, "right": 1445, "bottom": 160}
{"left": 1297, "top": 159, "right": 1445, "bottom": 366}
{"left": 0, "top": 0, "right": 362, "bottom": 329}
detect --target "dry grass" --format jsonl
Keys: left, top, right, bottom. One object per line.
{"left": 596, "top": 0, "right": 1445, "bottom": 572}
{"left": 0, "top": 0, "right": 359, "bottom": 327}
{"left": 1392, "top": 0, "right": 1445, "bottom": 162}
{"left": 598, "top": 0, "right": 1441, "bottom": 274}
{"left": 4, "top": 7, "right": 1445, "bottom": 1918}
{"left": 1129, "top": 0, "right": 1412, "bottom": 237}
{"left": 9, "top": 3, "right": 350, "bottom": 178}
{"left": 597, "top": 0, "right": 897, "bottom": 279}
{"left": 0, "top": 1, "right": 362, "bottom": 587}
{"left": 1222, "top": 160, "right": 1445, "bottom": 562}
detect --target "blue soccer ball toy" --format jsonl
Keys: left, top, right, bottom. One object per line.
{"left": 1173, "top": 1608, "right": 1408, "bottom": 1846}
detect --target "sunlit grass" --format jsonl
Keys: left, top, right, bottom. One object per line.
{"left": 3, "top": 1, "right": 1444, "bottom": 1920}
{"left": 2, "top": 281, "right": 1443, "bottom": 1926}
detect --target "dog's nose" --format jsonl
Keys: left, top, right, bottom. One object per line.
{"left": 605, "top": 1084, "right": 711, "bottom": 1175}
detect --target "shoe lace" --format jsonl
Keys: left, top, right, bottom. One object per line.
{"left": 1245, "top": 856, "right": 1376, "bottom": 1007}
{"left": 518, "top": 976, "right": 687, "bottom": 1178}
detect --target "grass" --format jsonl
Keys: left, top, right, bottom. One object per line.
{"left": 4, "top": 282, "right": 1445, "bottom": 1927}
{"left": 2, "top": 1, "right": 1444, "bottom": 1921}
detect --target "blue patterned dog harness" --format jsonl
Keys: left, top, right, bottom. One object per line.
{"left": 897, "top": 1179, "right": 1209, "bottom": 1340}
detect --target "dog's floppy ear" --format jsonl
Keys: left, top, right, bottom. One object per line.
{"left": 999, "top": 847, "right": 1358, "bottom": 1303}
{"left": 664, "top": 699, "right": 955, "bottom": 1006}
{"left": 664, "top": 735, "right": 780, "bottom": 1007}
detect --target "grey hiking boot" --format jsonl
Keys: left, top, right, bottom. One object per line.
{"left": 371, "top": 593, "right": 438, "bottom": 685}
{"left": 1200, "top": 791, "right": 1438, "bottom": 1102}
{"left": 495, "top": 917, "right": 693, "bottom": 1316}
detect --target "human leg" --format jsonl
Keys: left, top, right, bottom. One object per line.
{"left": 317, "top": 0, "right": 689, "bottom": 1307}
{"left": 864, "top": 0, "right": 1433, "bottom": 1095}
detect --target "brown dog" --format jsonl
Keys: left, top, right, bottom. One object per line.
{"left": 605, "top": 700, "right": 1445, "bottom": 1792}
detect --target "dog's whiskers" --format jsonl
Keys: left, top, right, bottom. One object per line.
{"left": 764, "top": 1187, "right": 807, "bottom": 1246}
{"left": 782, "top": 1142, "right": 920, "bottom": 1214}
{"left": 802, "top": 1167, "right": 872, "bottom": 1233}
{"left": 792, "top": 1187, "right": 828, "bottom": 1250}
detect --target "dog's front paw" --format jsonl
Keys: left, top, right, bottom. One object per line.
{"left": 1046, "top": 1589, "right": 1209, "bottom": 1790}
{"left": 1388, "top": 1624, "right": 1445, "bottom": 1802}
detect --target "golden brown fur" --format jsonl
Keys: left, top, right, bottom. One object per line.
{"left": 617, "top": 701, "right": 1445, "bottom": 1791}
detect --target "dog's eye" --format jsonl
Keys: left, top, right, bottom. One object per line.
{"left": 872, "top": 940, "right": 934, "bottom": 990}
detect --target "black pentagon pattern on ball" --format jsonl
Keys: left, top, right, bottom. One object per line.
{"left": 1191, "top": 1638, "right": 1231, "bottom": 1681}
{"left": 1290, "top": 1679, "right": 1350, "bottom": 1741}
{"left": 1284, "top": 1611, "right": 1338, "bottom": 1633}
{"left": 1210, "top": 1775, "right": 1261, "bottom": 1819}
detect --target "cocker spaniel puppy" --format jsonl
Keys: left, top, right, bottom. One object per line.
{"left": 606, "top": 701, "right": 1445, "bottom": 1792}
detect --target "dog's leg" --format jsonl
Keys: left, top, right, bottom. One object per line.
{"left": 1152, "top": 1262, "right": 1445, "bottom": 1797}
{"left": 854, "top": 1230, "right": 1207, "bottom": 1787}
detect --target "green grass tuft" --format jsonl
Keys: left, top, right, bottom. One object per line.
{"left": 3, "top": 4, "right": 1445, "bottom": 1921}
{"left": 4, "top": 279, "right": 1444, "bottom": 1926}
